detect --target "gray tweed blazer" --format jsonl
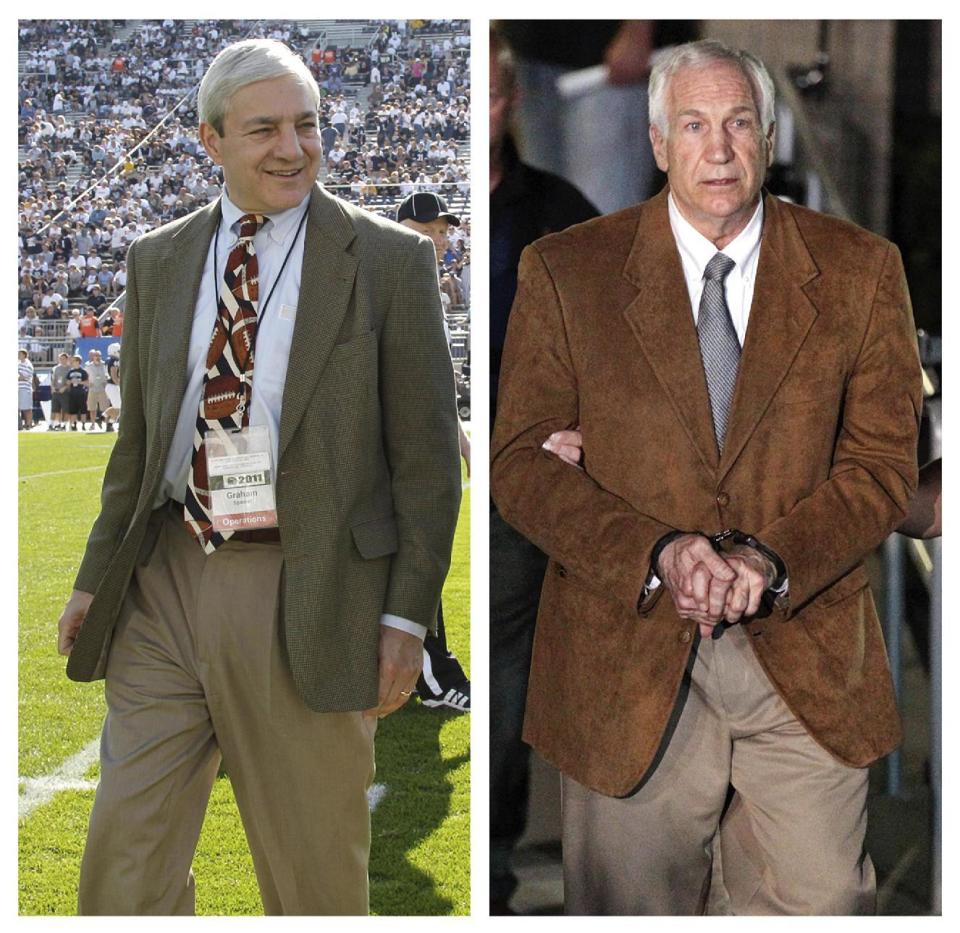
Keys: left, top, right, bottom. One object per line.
{"left": 67, "top": 184, "right": 462, "bottom": 712}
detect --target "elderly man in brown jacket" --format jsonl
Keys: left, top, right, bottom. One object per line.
{"left": 491, "top": 39, "right": 920, "bottom": 916}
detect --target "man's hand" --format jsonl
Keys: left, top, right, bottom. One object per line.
{"left": 542, "top": 427, "right": 584, "bottom": 469}
{"left": 363, "top": 626, "right": 423, "bottom": 719}
{"left": 718, "top": 544, "right": 776, "bottom": 623}
{"left": 603, "top": 21, "right": 655, "bottom": 85}
{"left": 657, "top": 534, "right": 737, "bottom": 636}
{"left": 58, "top": 589, "right": 94, "bottom": 655}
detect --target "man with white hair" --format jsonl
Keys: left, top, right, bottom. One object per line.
{"left": 492, "top": 39, "right": 920, "bottom": 915}
{"left": 57, "top": 38, "right": 460, "bottom": 916}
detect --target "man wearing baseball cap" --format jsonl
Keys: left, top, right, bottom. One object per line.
{"left": 396, "top": 190, "right": 471, "bottom": 713}
{"left": 396, "top": 192, "right": 460, "bottom": 263}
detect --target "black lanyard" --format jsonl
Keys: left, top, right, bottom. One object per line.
{"left": 212, "top": 204, "right": 309, "bottom": 328}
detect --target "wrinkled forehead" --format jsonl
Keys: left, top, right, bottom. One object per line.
{"left": 668, "top": 60, "right": 760, "bottom": 116}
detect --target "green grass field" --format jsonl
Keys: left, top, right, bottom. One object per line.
{"left": 18, "top": 429, "right": 470, "bottom": 915}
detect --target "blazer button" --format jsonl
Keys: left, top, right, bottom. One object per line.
{"left": 678, "top": 628, "right": 692, "bottom": 644}
{"left": 716, "top": 491, "right": 730, "bottom": 507}
{"left": 556, "top": 564, "right": 567, "bottom": 578}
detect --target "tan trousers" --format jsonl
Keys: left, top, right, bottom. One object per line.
{"left": 78, "top": 508, "right": 377, "bottom": 915}
{"left": 561, "top": 623, "right": 875, "bottom": 915}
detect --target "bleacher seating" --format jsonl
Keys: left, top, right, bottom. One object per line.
{"left": 18, "top": 18, "right": 471, "bottom": 370}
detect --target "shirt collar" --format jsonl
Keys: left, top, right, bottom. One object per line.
{"left": 668, "top": 192, "right": 764, "bottom": 280}
{"left": 220, "top": 188, "right": 311, "bottom": 246}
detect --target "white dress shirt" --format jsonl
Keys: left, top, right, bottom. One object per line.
{"left": 647, "top": 194, "right": 788, "bottom": 598}
{"left": 157, "top": 189, "right": 426, "bottom": 639}
{"left": 667, "top": 191, "right": 763, "bottom": 345}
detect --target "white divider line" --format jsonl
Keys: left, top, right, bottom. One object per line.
{"left": 21, "top": 465, "right": 108, "bottom": 481}
{"left": 19, "top": 738, "right": 100, "bottom": 820}
{"left": 367, "top": 783, "right": 387, "bottom": 812}
{"left": 20, "top": 740, "right": 387, "bottom": 821}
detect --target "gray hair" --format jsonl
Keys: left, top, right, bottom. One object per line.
{"left": 648, "top": 39, "right": 775, "bottom": 138}
{"left": 198, "top": 39, "right": 320, "bottom": 134}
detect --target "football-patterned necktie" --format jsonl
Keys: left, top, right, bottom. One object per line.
{"left": 184, "top": 212, "right": 266, "bottom": 552}
{"left": 697, "top": 251, "right": 739, "bottom": 452}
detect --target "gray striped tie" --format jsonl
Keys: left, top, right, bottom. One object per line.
{"left": 697, "top": 252, "right": 739, "bottom": 451}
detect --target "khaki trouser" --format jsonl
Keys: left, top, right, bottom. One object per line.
{"left": 561, "top": 623, "right": 875, "bottom": 915}
{"left": 78, "top": 508, "right": 377, "bottom": 915}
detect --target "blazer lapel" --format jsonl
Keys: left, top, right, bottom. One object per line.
{"left": 621, "top": 190, "right": 721, "bottom": 472}
{"left": 153, "top": 199, "right": 220, "bottom": 458}
{"left": 718, "top": 193, "right": 820, "bottom": 480}
{"left": 278, "top": 184, "right": 359, "bottom": 461}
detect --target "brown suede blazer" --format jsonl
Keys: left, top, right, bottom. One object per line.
{"left": 491, "top": 189, "right": 921, "bottom": 797}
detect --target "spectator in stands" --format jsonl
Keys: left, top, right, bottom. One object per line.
{"left": 19, "top": 17, "right": 470, "bottom": 450}
{"left": 98, "top": 305, "right": 115, "bottom": 336}
{"left": 19, "top": 306, "right": 42, "bottom": 337}
{"left": 18, "top": 273, "right": 35, "bottom": 311}
{"left": 79, "top": 306, "right": 99, "bottom": 336}
{"left": 67, "top": 263, "right": 85, "bottom": 297}
{"left": 319, "top": 120, "right": 339, "bottom": 156}
{"left": 65, "top": 309, "right": 81, "bottom": 352}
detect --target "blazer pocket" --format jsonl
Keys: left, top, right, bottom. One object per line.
{"left": 811, "top": 563, "right": 871, "bottom": 608}
{"left": 351, "top": 515, "right": 399, "bottom": 559}
{"left": 771, "top": 387, "right": 840, "bottom": 408}
{"left": 327, "top": 330, "right": 377, "bottom": 366}
{"left": 550, "top": 559, "right": 634, "bottom": 610}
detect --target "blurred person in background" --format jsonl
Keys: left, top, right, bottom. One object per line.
{"left": 488, "top": 28, "right": 598, "bottom": 914}
{"left": 496, "top": 20, "right": 697, "bottom": 214}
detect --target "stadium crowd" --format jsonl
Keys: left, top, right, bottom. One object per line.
{"left": 18, "top": 18, "right": 471, "bottom": 372}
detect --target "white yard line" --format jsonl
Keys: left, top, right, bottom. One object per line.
{"left": 20, "top": 740, "right": 388, "bottom": 820}
{"left": 19, "top": 738, "right": 100, "bottom": 820}
{"left": 20, "top": 465, "right": 107, "bottom": 481}
{"left": 367, "top": 783, "right": 387, "bottom": 812}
